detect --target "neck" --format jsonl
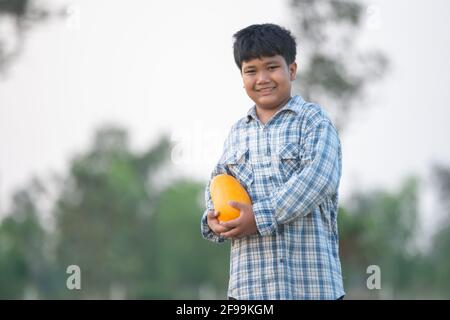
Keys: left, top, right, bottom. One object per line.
{"left": 256, "top": 109, "right": 275, "bottom": 125}
{"left": 256, "top": 96, "right": 292, "bottom": 124}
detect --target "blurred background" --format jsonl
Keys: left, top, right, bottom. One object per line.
{"left": 0, "top": 0, "right": 449, "bottom": 299}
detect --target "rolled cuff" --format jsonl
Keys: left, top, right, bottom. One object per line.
{"left": 201, "top": 210, "right": 226, "bottom": 243}
{"left": 252, "top": 199, "right": 277, "bottom": 236}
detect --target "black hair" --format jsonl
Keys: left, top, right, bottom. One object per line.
{"left": 232, "top": 23, "right": 297, "bottom": 70}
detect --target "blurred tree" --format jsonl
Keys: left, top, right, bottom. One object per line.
{"left": 432, "top": 164, "right": 450, "bottom": 224}
{"left": 0, "top": 179, "right": 56, "bottom": 298}
{"left": 428, "top": 225, "right": 450, "bottom": 297}
{"left": 0, "top": 125, "right": 230, "bottom": 299}
{"left": 0, "top": 0, "right": 64, "bottom": 75}
{"left": 290, "top": 0, "right": 388, "bottom": 130}
{"left": 338, "top": 177, "right": 420, "bottom": 298}
{"left": 427, "top": 165, "right": 450, "bottom": 297}
{"left": 53, "top": 126, "right": 171, "bottom": 298}
{"left": 50, "top": 126, "right": 229, "bottom": 299}
{"left": 148, "top": 180, "right": 229, "bottom": 299}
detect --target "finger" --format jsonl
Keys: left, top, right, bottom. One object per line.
{"left": 209, "top": 218, "right": 232, "bottom": 233}
{"left": 228, "top": 201, "right": 245, "bottom": 210}
{"left": 214, "top": 224, "right": 232, "bottom": 234}
{"left": 221, "top": 228, "right": 240, "bottom": 239}
{"left": 220, "top": 217, "right": 240, "bottom": 229}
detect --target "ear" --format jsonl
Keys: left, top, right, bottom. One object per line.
{"left": 289, "top": 62, "right": 297, "bottom": 81}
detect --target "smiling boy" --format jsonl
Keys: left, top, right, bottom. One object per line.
{"left": 201, "top": 23, "right": 345, "bottom": 300}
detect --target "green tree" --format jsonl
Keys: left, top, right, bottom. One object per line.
{"left": 0, "top": 125, "right": 231, "bottom": 299}
{"left": 50, "top": 126, "right": 229, "bottom": 299}
{"left": 339, "top": 177, "right": 420, "bottom": 298}
{"left": 0, "top": 179, "right": 55, "bottom": 298}
{"left": 427, "top": 165, "right": 450, "bottom": 297}
{"left": 149, "top": 180, "right": 229, "bottom": 299}
{"left": 53, "top": 126, "right": 171, "bottom": 298}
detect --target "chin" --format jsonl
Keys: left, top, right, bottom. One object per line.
{"left": 257, "top": 97, "right": 282, "bottom": 109}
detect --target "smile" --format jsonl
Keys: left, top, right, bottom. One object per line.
{"left": 257, "top": 87, "right": 275, "bottom": 93}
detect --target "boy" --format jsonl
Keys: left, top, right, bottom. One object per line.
{"left": 201, "top": 23, "right": 344, "bottom": 300}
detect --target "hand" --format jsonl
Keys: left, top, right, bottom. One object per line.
{"left": 207, "top": 210, "right": 232, "bottom": 236}
{"left": 219, "top": 201, "right": 258, "bottom": 239}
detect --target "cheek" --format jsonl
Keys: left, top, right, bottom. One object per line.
{"left": 245, "top": 86, "right": 256, "bottom": 98}
{"left": 276, "top": 75, "right": 290, "bottom": 88}
{"left": 243, "top": 79, "right": 254, "bottom": 91}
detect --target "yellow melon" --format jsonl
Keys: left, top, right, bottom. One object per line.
{"left": 210, "top": 174, "right": 252, "bottom": 222}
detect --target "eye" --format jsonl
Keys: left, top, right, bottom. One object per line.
{"left": 268, "top": 65, "right": 279, "bottom": 71}
{"left": 244, "top": 70, "right": 256, "bottom": 75}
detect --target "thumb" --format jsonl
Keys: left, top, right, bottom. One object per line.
{"left": 208, "top": 210, "right": 219, "bottom": 218}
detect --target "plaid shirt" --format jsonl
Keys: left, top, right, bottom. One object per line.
{"left": 201, "top": 95, "right": 344, "bottom": 299}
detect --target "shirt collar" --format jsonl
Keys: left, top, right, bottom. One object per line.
{"left": 246, "top": 95, "right": 305, "bottom": 123}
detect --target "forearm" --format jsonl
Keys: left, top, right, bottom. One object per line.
{"left": 253, "top": 162, "right": 340, "bottom": 235}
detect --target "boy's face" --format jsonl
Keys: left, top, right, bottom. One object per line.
{"left": 241, "top": 55, "right": 297, "bottom": 112}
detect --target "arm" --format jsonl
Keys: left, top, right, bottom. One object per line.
{"left": 252, "top": 119, "right": 342, "bottom": 236}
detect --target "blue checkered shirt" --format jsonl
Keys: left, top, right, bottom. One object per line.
{"left": 201, "top": 95, "right": 345, "bottom": 299}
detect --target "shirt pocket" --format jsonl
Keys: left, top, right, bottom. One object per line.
{"left": 278, "top": 143, "right": 301, "bottom": 182}
{"left": 223, "top": 147, "right": 254, "bottom": 192}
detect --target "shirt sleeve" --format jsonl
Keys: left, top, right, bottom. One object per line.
{"left": 200, "top": 129, "right": 234, "bottom": 243}
{"left": 252, "top": 119, "right": 342, "bottom": 236}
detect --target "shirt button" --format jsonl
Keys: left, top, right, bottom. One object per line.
{"left": 279, "top": 258, "right": 284, "bottom": 263}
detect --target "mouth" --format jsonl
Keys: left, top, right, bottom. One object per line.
{"left": 256, "top": 87, "right": 276, "bottom": 95}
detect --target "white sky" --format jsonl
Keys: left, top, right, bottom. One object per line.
{"left": 1, "top": 0, "right": 450, "bottom": 233}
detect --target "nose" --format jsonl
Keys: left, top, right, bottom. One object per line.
{"left": 256, "top": 70, "right": 270, "bottom": 84}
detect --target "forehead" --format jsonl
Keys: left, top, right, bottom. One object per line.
{"left": 242, "top": 55, "right": 286, "bottom": 68}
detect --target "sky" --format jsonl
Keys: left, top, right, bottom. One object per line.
{"left": 1, "top": 0, "right": 450, "bottom": 233}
